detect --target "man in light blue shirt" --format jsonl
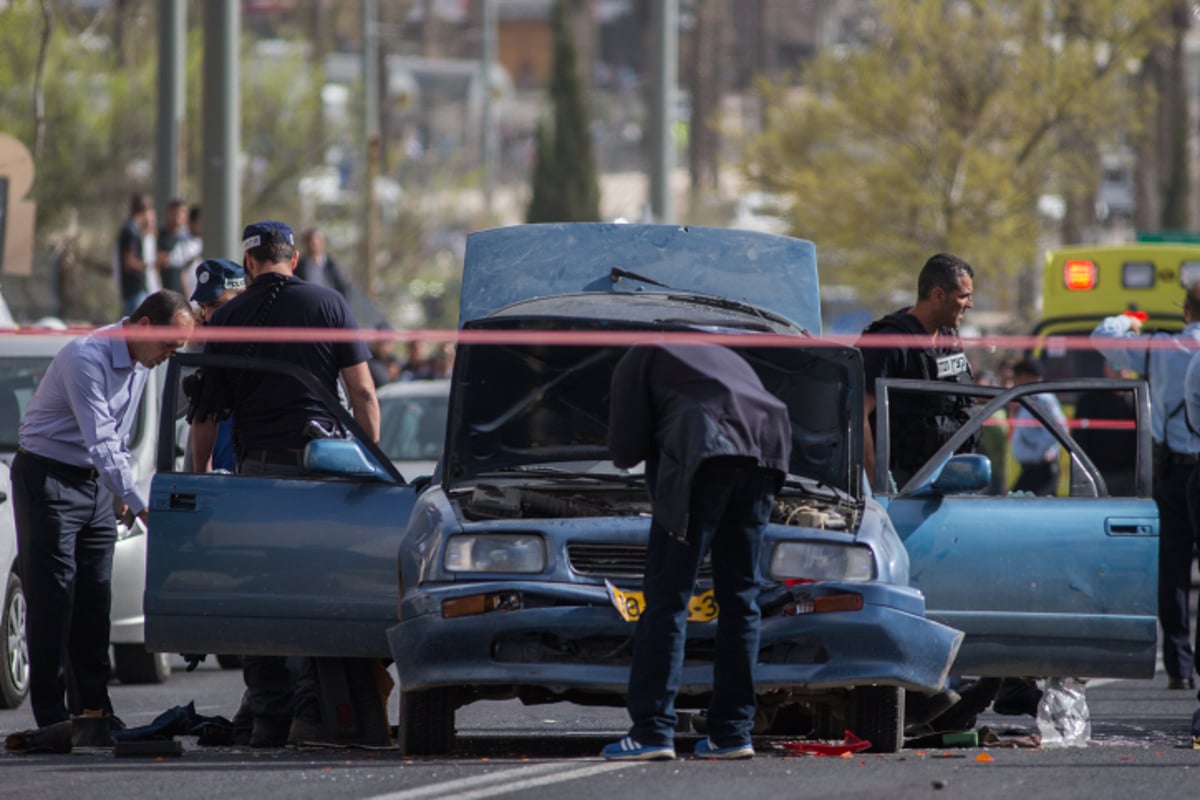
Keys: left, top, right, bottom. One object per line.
{"left": 1093, "top": 289, "right": 1200, "bottom": 691}
{"left": 10, "top": 291, "right": 194, "bottom": 750}
{"left": 1009, "top": 359, "right": 1068, "bottom": 496}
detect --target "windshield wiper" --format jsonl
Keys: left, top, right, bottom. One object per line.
{"left": 610, "top": 266, "right": 670, "bottom": 288}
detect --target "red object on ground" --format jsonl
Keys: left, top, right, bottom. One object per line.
{"left": 780, "top": 730, "right": 872, "bottom": 756}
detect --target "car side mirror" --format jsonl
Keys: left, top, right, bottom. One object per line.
{"left": 928, "top": 454, "right": 991, "bottom": 495}
{"left": 303, "top": 438, "right": 393, "bottom": 482}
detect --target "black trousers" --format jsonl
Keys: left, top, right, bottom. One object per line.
{"left": 10, "top": 451, "right": 116, "bottom": 727}
{"left": 1160, "top": 460, "right": 1200, "bottom": 681}
{"left": 238, "top": 457, "right": 306, "bottom": 721}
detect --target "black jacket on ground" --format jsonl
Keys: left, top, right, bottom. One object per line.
{"left": 608, "top": 344, "right": 792, "bottom": 538}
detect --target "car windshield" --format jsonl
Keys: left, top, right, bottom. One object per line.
{"left": 0, "top": 356, "right": 53, "bottom": 452}
{"left": 378, "top": 392, "right": 449, "bottom": 463}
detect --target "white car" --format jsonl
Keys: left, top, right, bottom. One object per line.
{"left": 0, "top": 334, "right": 174, "bottom": 710}
{"left": 376, "top": 379, "right": 450, "bottom": 481}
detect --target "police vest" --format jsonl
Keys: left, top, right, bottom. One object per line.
{"left": 864, "top": 310, "right": 977, "bottom": 472}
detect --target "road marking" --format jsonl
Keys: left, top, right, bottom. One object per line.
{"left": 366, "top": 761, "right": 630, "bottom": 800}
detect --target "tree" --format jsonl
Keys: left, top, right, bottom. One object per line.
{"left": 747, "top": 0, "right": 1177, "bottom": 316}
{"left": 687, "top": 0, "right": 731, "bottom": 205}
{"left": 526, "top": 0, "right": 601, "bottom": 223}
{"left": 1136, "top": 1, "right": 1192, "bottom": 230}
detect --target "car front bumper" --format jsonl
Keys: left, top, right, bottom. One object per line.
{"left": 389, "top": 580, "right": 962, "bottom": 698}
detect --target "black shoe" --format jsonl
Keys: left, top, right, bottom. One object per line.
{"left": 1167, "top": 676, "right": 1196, "bottom": 690}
{"left": 71, "top": 715, "right": 115, "bottom": 753}
{"left": 928, "top": 678, "right": 1002, "bottom": 732}
{"left": 286, "top": 714, "right": 338, "bottom": 748}
{"left": 248, "top": 715, "right": 292, "bottom": 748}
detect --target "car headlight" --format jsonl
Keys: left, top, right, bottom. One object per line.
{"left": 444, "top": 533, "right": 546, "bottom": 574}
{"left": 769, "top": 542, "right": 875, "bottom": 582}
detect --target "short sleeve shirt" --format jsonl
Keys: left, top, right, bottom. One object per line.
{"left": 206, "top": 273, "right": 371, "bottom": 451}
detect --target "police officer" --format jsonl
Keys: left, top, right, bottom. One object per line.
{"left": 1093, "top": 286, "right": 1200, "bottom": 691}
{"left": 860, "top": 253, "right": 977, "bottom": 490}
{"left": 189, "top": 221, "right": 380, "bottom": 746}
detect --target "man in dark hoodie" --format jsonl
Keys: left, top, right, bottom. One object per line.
{"left": 860, "top": 253, "right": 978, "bottom": 490}
{"left": 602, "top": 344, "right": 791, "bottom": 762}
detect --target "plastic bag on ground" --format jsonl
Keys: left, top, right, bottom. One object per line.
{"left": 1036, "top": 677, "right": 1090, "bottom": 748}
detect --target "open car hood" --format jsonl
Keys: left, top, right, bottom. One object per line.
{"left": 444, "top": 307, "right": 863, "bottom": 497}
{"left": 459, "top": 223, "right": 822, "bottom": 334}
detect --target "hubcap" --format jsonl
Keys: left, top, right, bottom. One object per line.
{"left": 6, "top": 587, "right": 29, "bottom": 695}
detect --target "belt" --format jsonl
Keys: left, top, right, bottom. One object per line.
{"left": 16, "top": 447, "right": 99, "bottom": 480}
{"left": 1153, "top": 443, "right": 1197, "bottom": 467}
{"left": 239, "top": 448, "right": 304, "bottom": 467}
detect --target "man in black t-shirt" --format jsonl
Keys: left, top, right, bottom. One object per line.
{"left": 190, "top": 220, "right": 379, "bottom": 471}
{"left": 188, "top": 220, "right": 379, "bottom": 748}
{"left": 859, "top": 253, "right": 977, "bottom": 490}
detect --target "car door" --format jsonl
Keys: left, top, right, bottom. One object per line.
{"left": 873, "top": 377, "right": 1158, "bottom": 678}
{"left": 144, "top": 352, "right": 420, "bottom": 659}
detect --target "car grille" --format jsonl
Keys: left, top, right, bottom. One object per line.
{"left": 567, "top": 543, "right": 712, "bottom": 580}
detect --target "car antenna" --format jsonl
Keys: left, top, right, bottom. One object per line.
{"left": 610, "top": 266, "right": 670, "bottom": 288}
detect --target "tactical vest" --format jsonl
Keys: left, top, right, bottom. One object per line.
{"left": 864, "top": 310, "right": 977, "bottom": 473}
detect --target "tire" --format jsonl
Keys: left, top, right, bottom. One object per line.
{"left": 0, "top": 572, "right": 30, "bottom": 709}
{"left": 113, "top": 645, "right": 172, "bottom": 685}
{"left": 847, "top": 685, "right": 904, "bottom": 753}
{"left": 216, "top": 654, "right": 242, "bottom": 670}
{"left": 398, "top": 688, "right": 455, "bottom": 755}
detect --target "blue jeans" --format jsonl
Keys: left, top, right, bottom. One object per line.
{"left": 626, "top": 459, "right": 777, "bottom": 748}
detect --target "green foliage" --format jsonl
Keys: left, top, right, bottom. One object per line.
{"left": 238, "top": 47, "right": 328, "bottom": 226}
{"left": 527, "top": 1, "right": 601, "bottom": 223}
{"left": 747, "top": 0, "right": 1176, "bottom": 312}
{"left": 0, "top": 1, "right": 155, "bottom": 232}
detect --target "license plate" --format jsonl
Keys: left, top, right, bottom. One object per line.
{"left": 605, "top": 579, "right": 719, "bottom": 623}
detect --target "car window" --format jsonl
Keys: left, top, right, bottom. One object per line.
{"left": 379, "top": 394, "right": 448, "bottom": 462}
{"left": 0, "top": 356, "right": 53, "bottom": 452}
{"left": 876, "top": 378, "right": 1147, "bottom": 499}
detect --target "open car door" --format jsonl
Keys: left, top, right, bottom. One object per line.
{"left": 873, "top": 378, "right": 1157, "bottom": 678}
{"left": 144, "top": 352, "right": 420, "bottom": 658}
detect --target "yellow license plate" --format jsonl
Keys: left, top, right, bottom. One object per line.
{"left": 605, "top": 579, "right": 719, "bottom": 623}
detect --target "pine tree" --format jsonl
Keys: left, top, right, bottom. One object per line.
{"left": 526, "top": 1, "right": 601, "bottom": 223}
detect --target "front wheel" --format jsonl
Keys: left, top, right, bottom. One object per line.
{"left": 847, "top": 685, "right": 904, "bottom": 753}
{"left": 0, "top": 572, "right": 30, "bottom": 709}
{"left": 113, "top": 645, "right": 172, "bottom": 685}
{"left": 398, "top": 688, "right": 455, "bottom": 755}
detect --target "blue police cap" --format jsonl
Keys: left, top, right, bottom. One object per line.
{"left": 241, "top": 220, "right": 294, "bottom": 252}
{"left": 191, "top": 258, "right": 246, "bottom": 304}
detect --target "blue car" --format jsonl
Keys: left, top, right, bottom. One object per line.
{"left": 144, "top": 224, "right": 1156, "bottom": 755}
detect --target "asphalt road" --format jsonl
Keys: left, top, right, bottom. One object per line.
{"left": 1, "top": 657, "right": 1197, "bottom": 799}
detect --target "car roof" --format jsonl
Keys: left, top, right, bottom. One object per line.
{"left": 0, "top": 333, "right": 73, "bottom": 357}
{"left": 459, "top": 223, "right": 821, "bottom": 334}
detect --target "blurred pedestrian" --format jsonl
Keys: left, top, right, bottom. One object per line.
{"left": 295, "top": 226, "right": 351, "bottom": 297}
{"left": 156, "top": 198, "right": 199, "bottom": 295}
{"left": 367, "top": 324, "right": 402, "bottom": 387}
{"left": 114, "top": 193, "right": 155, "bottom": 316}
{"left": 1009, "top": 358, "right": 1067, "bottom": 496}
{"left": 1073, "top": 362, "right": 1137, "bottom": 497}
{"left": 10, "top": 291, "right": 194, "bottom": 750}
{"left": 602, "top": 345, "right": 791, "bottom": 761}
